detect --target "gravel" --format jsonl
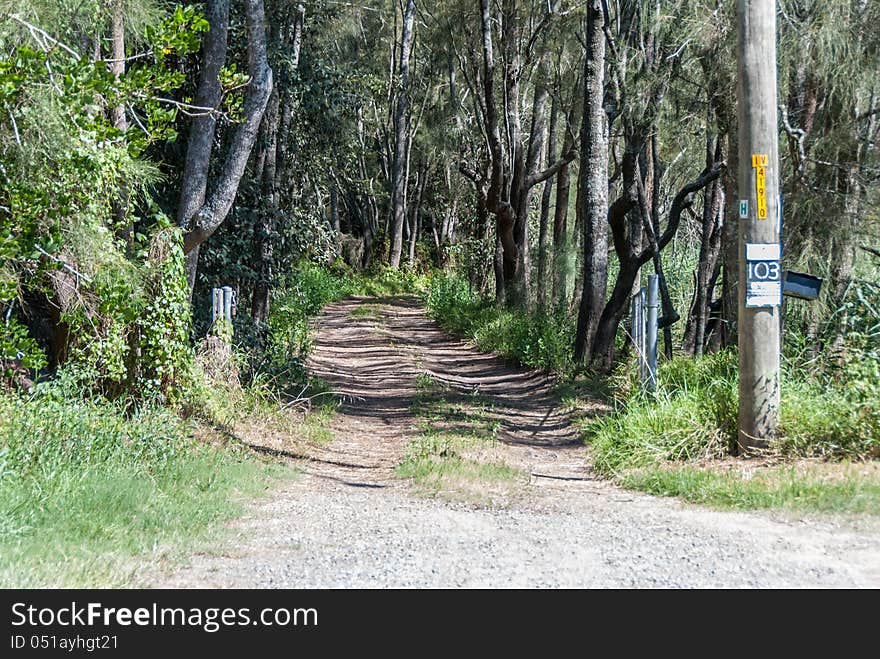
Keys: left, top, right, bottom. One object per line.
{"left": 157, "top": 472, "right": 879, "bottom": 588}
{"left": 154, "top": 297, "right": 880, "bottom": 589}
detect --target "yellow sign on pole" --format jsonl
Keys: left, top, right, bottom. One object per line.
{"left": 752, "top": 154, "right": 768, "bottom": 219}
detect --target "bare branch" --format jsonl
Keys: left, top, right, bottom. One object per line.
{"left": 7, "top": 109, "right": 21, "bottom": 147}
{"left": 527, "top": 147, "right": 576, "bottom": 188}
{"left": 780, "top": 103, "right": 809, "bottom": 184}
{"left": 9, "top": 15, "right": 81, "bottom": 60}
{"left": 34, "top": 246, "right": 93, "bottom": 283}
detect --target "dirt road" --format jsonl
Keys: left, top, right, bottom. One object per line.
{"left": 158, "top": 296, "right": 880, "bottom": 588}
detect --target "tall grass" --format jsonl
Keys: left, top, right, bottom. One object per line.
{"left": 586, "top": 350, "right": 880, "bottom": 477}
{"left": 0, "top": 385, "right": 284, "bottom": 587}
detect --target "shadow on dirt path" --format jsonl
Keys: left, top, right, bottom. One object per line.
{"left": 303, "top": 295, "right": 604, "bottom": 490}
{"left": 152, "top": 295, "right": 880, "bottom": 588}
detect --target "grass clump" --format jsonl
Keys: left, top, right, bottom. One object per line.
{"left": 620, "top": 463, "right": 880, "bottom": 515}
{"left": 587, "top": 351, "right": 738, "bottom": 475}
{"left": 398, "top": 371, "right": 524, "bottom": 505}
{"left": 397, "top": 442, "right": 523, "bottom": 495}
{"left": 348, "top": 303, "right": 382, "bottom": 320}
{"left": 0, "top": 387, "right": 286, "bottom": 587}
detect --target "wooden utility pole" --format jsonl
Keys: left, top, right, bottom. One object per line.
{"left": 736, "top": 0, "right": 782, "bottom": 452}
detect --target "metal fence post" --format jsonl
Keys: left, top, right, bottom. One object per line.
{"left": 631, "top": 287, "right": 646, "bottom": 386}
{"left": 646, "top": 274, "right": 659, "bottom": 392}
{"left": 222, "top": 286, "right": 234, "bottom": 323}
{"left": 212, "top": 288, "right": 223, "bottom": 324}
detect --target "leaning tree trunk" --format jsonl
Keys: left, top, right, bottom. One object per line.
{"left": 180, "top": 0, "right": 273, "bottom": 293}
{"left": 177, "top": 0, "right": 231, "bottom": 237}
{"left": 592, "top": 148, "right": 723, "bottom": 370}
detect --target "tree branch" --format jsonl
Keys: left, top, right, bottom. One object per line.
{"left": 638, "top": 161, "right": 724, "bottom": 263}
{"left": 526, "top": 147, "right": 576, "bottom": 188}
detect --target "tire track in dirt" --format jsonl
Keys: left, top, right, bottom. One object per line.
{"left": 302, "top": 295, "right": 601, "bottom": 492}
{"left": 153, "top": 296, "right": 880, "bottom": 588}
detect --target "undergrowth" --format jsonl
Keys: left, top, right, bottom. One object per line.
{"left": 425, "top": 272, "right": 576, "bottom": 375}
{"left": 0, "top": 387, "right": 285, "bottom": 587}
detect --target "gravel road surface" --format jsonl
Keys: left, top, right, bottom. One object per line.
{"left": 156, "top": 297, "right": 880, "bottom": 588}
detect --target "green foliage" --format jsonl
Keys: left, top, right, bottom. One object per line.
{"left": 425, "top": 273, "right": 575, "bottom": 374}
{"left": 146, "top": 4, "right": 210, "bottom": 61}
{"left": 0, "top": 386, "right": 284, "bottom": 586}
{"left": 57, "top": 225, "right": 194, "bottom": 402}
{"left": 1, "top": 316, "right": 46, "bottom": 377}
{"left": 137, "top": 227, "right": 194, "bottom": 401}
{"left": 0, "top": 5, "right": 205, "bottom": 398}
{"left": 779, "top": 380, "right": 880, "bottom": 459}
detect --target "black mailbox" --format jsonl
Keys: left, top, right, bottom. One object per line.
{"left": 783, "top": 270, "right": 822, "bottom": 301}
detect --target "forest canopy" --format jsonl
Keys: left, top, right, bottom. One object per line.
{"left": 0, "top": 0, "right": 878, "bottom": 414}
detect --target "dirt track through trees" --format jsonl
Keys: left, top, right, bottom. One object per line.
{"left": 157, "top": 297, "right": 880, "bottom": 588}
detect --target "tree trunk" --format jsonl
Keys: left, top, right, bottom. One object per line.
{"left": 177, "top": 0, "right": 230, "bottom": 231}
{"left": 182, "top": 0, "right": 273, "bottom": 292}
{"left": 408, "top": 161, "right": 427, "bottom": 265}
{"left": 274, "top": 4, "right": 304, "bottom": 199}
{"left": 179, "top": 0, "right": 273, "bottom": 295}
{"left": 536, "top": 96, "right": 557, "bottom": 310}
{"left": 388, "top": 0, "right": 416, "bottom": 269}
{"left": 251, "top": 88, "right": 280, "bottom": 325}
{"left": 574, "top": 1, "right": 608, "bottom": 363}
{"left": 552, "top": 129, "right": 573, "bottom": 308}
{"left": 493, "top": 232, "right": 505, "bottom": 305}
{"left": 330, "top": 184, "right": 340, "bottom": 234}
{"left": 475, "top": 0, "right": 574, "bottom": 308}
